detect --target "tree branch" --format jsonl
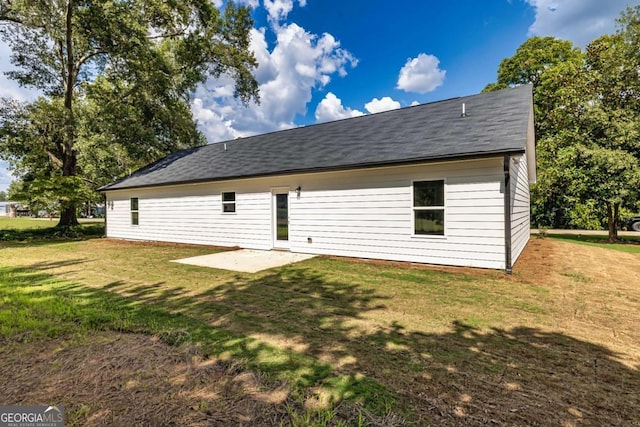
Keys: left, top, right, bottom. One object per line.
{"left": 146, "top": 28, "right": 188, "bottom": 40}
{"left": 64, "top": 0, "right": 74, "bottom": 111}
{"left": 0, "top": 16, "right": 23, "bottom": 24}
{"left": 45, "top": 149, "right": 63, "bottom": 168}
{"left": 75, "top": 49, "right": 107, "bottom": 71}
{"left": 57, "top": 39, "right": 68, "bottom": 93}
{"left": 81, "top": 176, "right": 98, "bottom": 186}
{"left": 0, "top": 3, "right": 23, "bottom": 25}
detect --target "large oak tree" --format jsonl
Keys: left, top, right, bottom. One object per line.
{"left": 0, "top": 0, "right": 259, "bottom": 226}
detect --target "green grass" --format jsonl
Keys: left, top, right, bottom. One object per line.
{"left": 1, "top": 226, "right": 639, "bottom": 425}
{"left": 547, "top": 233, "right": 640, "bottom": 253}
{"left": 0, "top": 263, "right": 394, "bottom": 414}
{"left": 0, "top": 216, "right": 61, "bottom": 229}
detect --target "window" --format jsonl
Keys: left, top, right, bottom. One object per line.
{"left": 222, "top": 192, "right": 236, "bottom": 213}
{"left": 130, "top": 197, "right": 139, "bottom": 225}
{"left": 413, "top": 180, "right": 445, "bottom": 236}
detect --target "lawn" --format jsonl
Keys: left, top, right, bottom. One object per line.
{"left": 547, "top": 233, "right": 640, "bottom": 253}
{"left": 0, "top": 223, "right": 639, "bottom": 425}
{"left": 0, "top": 216, "right": 63, "bottom": 230}
{"left": 0, "top": 217, "right": 105, "bottom": 241}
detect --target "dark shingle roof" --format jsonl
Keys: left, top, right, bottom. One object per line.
{"left": 100, "top": 85, "right": 533, "bottom": 191}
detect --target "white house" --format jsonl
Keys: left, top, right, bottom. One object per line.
{"left": 100, "top": 86, "right": 536, "bottom": 272}
{"left": 0, "top": 201, "right": 17, "bottom": 217}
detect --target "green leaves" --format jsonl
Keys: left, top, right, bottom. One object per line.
{"left": 572, "top": 146, "right": 640, "bottom": 204}
{"left": 495, "top": 36, "right": 582, "bottom": 90}
{"left": 0, "top": 0, "right": 259, "bottom": 224}
{"left": 486, "top": 8, "right": 640, "bottom": 238}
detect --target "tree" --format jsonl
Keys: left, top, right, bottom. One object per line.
{"left": 483, "top": 8, "right": 640, "bottom": 241}
{"left": 489, "top": 36, "right": 582, "bottom": 89}
{"left": 483, "top": 36, "right": 582, "bottom": 138}
{"left": 484, "top": 37, "right": 585, "bottom": 228}
{"left": 0, "top": 190, "right": 6, "bottom": 201}
{"left": 0, "top": 0, "right": 258, "bottom": 227}
{"left": 0, "top": 97, "right": 72, "bottom": 214}
{"left": 576, "top": 29, "right": 640, "bottom": 241}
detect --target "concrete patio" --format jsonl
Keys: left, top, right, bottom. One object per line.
{"left": 171, "top": 249, "right": 316, "bottom": 273}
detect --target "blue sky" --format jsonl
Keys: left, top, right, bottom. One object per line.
{"left": 0, "top": 0, "right": 637, "bottom": 192}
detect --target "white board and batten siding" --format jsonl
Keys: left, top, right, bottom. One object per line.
{"left": 106, "top": 157, "right": 510, "bottom": 270}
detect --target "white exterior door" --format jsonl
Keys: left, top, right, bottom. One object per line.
{"left": 272, "top": 190, "right": 289, "bottom": 249}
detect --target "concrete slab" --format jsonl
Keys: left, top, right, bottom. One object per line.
{"left": 171, "top": 249, "right": 316, "bottom": 273}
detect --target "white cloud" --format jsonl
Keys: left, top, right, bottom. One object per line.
{"left": 410, "top": 101, "right": 420, "bottom": 106}
{"left": 525, "top": 0, "right": 631, "bottom": 47}
{"left": 193, "top": 23, "right": 357, "bottom": 142}
{"left": 314, "top": 92, "right": 364, "bottom": 122}
{"left": 315, "top": 93, "right": 404, "bottom": 123}
{"left": 236, "top": 0, "right": 260, "bottom": 7}
{"left": 0, "top": 161, "right": 15, "bottom": 192}
{"left": 364, "top": 96, "right": 401, "bottom": 114}
{"left": 396, "top": 53, "right": 446, "bottom": 94}
{"left": 0, "top": 75, "right": 34, "bottom": 101}
{"left": 264, "top": 0, "right": 307, "bottom": 23}
{"left": 192, "top": 97, "right": 240, "bottom": 141}
{"left": 0, "top": 41, "right": 40, "bottom": 101}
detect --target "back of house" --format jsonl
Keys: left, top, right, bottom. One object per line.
{"left": 101, "top": 85, "right": 536, "bottom": 272}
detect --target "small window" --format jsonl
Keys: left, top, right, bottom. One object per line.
{"left": 413, "top": 180, "right": 445, "bottom": 236}
{"left": 130, "top": 197, "right": 139, "bottom": 225}
{"left": 222, "top": 192, "right": 236, "bottom": 213}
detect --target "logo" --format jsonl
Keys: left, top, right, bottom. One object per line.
{"left": 0, "top": 405, "right": 64, "bottom": 427}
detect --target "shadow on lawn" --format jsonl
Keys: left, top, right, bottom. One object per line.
{"left": 2, "top": 263, "right": 639, "bottom": 426}
{"left": 0, "top": 224, "right": 104, "bottom": 244}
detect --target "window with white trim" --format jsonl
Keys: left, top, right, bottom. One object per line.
{"left": 130, "top": 197, "right": 139, "bottom": 225}
{"left": 222, "top": 192, "right": 236, "bottom": 213}
{"left": 413, "top": 180, "right": 445, "bottom": 235}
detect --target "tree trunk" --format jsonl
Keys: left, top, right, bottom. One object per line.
{"left": 57, "top": 149, "right": 79, "bottom": 227}
{"left": 606, "top": 202, "right": 619, "bottom": 243}
{"left": 57, "top": 0, "right": 78, "bottom": 229}
{"left": 58, "top": 204, "right": 78, "bottom": 227}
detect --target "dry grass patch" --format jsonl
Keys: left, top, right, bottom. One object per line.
{"left": 0, "top": 332, "right": 379, "bottom": 426}
{"left": 514, "top": 238, "right": 640, "bottom": 362}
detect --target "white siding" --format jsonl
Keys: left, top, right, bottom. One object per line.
{"left": 509, "top": 154, "right": 530, "bottom": 264}
{"left": 106, "top": 158, "right": 508, "bottom": 269}
{"left": 106, "top": 181, "right": 274, "bottom": 249}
